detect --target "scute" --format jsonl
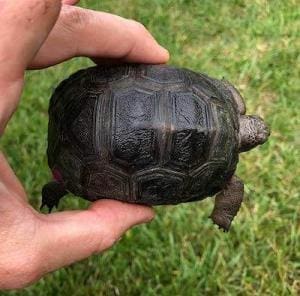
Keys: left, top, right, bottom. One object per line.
{"left": 81, "top": 65, "right": 130, "bottom": 85}
{"left": 84, "top": 167, "right": 130, "bottom": 201}
{"left": 55, "top": 149, "right": 82, "bottom": 182}
{"left": 71, "top": 98, "right": 96, "bottom": 154}
{"left": 141, "top": 65, "right": 185, "bottom": 83}
{"left": 111, "top": 88, "right": 159, "bottom": 171}
{"left": 166, "top": 91, "right": 212, "bottom": 172}
{"left": 209, "top": 105, "right": 239, "bottom": 168}
{"left": 189, "top": 160, "right": 230, "bottom": 200}
{"left": 135, "top": 169, "right": 185, "bottom": 205}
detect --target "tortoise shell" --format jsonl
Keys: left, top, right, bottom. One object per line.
{"left": 47, "top": 64, "right": 240, "bottom": 205}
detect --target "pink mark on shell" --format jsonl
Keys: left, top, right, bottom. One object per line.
{"left": 52, "top": 169, "right": 63, "bottom": 182}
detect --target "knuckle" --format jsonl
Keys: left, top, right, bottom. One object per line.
{"left": 87, "top": 210, "right": 123, "bottom": 254}
{"left": 128, "top": 20, "right": 148, "bottom": 35}
{"left": 60, "top": 6, "right": 88, "bottom": 32}
{"left": 90, "top": 226, "right": 120, "bottom": 254}
{"left": 100, "top": 234, "right": 119, "bottom": 251}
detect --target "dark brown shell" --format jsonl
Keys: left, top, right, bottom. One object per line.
{"left": 47, "top": 64, "right": 239, "bottom": 205}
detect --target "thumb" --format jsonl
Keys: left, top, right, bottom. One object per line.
{"left": 38, "top": 200, "right": 154, "bottom": 273}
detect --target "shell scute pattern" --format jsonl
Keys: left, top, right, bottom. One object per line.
{"left": 111, "top": 88, "right": 159, "bottom": 172}
{"left": 48, "top": 65, "right": 239, "bottom": 205}
{"left": 81, "top": 162, "right": 130, "bottom": 201}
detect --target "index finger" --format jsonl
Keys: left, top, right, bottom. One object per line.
{"left": 30, "top": 6, "right": 169, "bottom": 69}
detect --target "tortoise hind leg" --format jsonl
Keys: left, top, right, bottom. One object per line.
{"left": 41, "top": 181, "right": 68, "bottom": 213}
{"left": 209, "top": 175, "right": 244, "bottom": 231}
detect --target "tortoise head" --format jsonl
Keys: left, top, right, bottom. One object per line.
{"left": 239, "top": 115, "right": 270, "bottom": 152}
{"left": 222, "top": 79, "right": 270, "bottom": 152}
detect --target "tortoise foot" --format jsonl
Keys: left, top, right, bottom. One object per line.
{"left": 209, "top": 176, "right": 244, "bottom": 232}
{"left": 41, "top": 181, "right": 67, "bottom": 213}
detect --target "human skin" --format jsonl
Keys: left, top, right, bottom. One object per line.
{"left": 0, "top": 0, "right": 169, "bottom": 290}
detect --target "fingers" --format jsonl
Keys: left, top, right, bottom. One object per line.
{"left": 0, "top": 152, "right": 27, "bottom": 201}
{"left": 29, "top": 6, "right": 169, "bottom": 69}
{"left": 0, "top": 0, "right": 62, "bottom": 134}
{"left": 38, "top": 200, "right": 154, "bottom": 273}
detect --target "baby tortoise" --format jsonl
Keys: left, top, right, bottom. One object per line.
{"left": 42, "top": 64, "right": 270, "bottom": 231}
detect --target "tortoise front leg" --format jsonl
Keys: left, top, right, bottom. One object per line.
{"left": 209, "top": 175, "right": 244, "bottom": 231}
{"left": 41, "top": 181, "right": 68, "bottom": 213}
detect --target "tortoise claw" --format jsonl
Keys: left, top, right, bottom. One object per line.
{"left": 209, "top": 214, "right": 230, "bottom": 232}
{"left": 40, "top": 201, "right": 56, "bottom": 213}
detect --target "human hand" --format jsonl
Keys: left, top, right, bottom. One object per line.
{"left": 0, "top": 0, "right": 169, "bottom": 290}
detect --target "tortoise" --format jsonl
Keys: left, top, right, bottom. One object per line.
{"left": 42, "top": 64, "right": 270, "bottom": 231}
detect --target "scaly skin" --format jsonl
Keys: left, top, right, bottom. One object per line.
{"left": 210, "top": 176, "right": 244, "bottom": 231}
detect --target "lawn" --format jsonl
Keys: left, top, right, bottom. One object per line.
{"left": 1, "top": 0, "right": 299, "bottom": 295}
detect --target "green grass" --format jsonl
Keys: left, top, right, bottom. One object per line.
{"left": 1, "top": 0, "right": 299, "bottom": 295}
